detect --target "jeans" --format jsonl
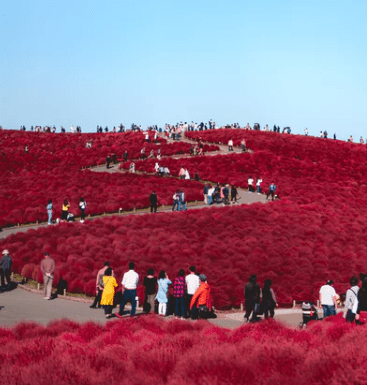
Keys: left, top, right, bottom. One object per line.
{"left": 256, "top": 186, "right": 261, "bottom": 193}
{"left": 175, "top": 297, "right": 185, "bottom": 317}
{"left": 104, "top": 305, "right": 113, "bottom": 315}
{"left": 119, "top": 289, "right": 137, "bottom": 316}
{"left": 207, "top": 195, "right": 213, "bottom": 205}
{"left": 172, "top": 201, "right": 179, "bottom": 211}
{"left": 0, "top": 268, "right": 11, "bottom": 288}
{"left": 322, "top": 304, "right": 336, "bottom": 318}
{"left": 47, "top": 210, "right": 52, "bottom": 224}
{"left": 178, "top": 201, "right": 187, "bottom": 211}
{"left": 91, "top": 288, "right": 102, "bottom": 308}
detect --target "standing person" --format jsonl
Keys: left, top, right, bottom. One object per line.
{"left": 172, "top": 190, "right": 179, "bottom": 211}
{"left": 118, "top": 262, "right": 139, "bottom": 317}
{"left": 40, "top": 252, "right": 55, "bottom": 300}
{"left": 79, "top": 198, "right": 87, "bottom": 223}
{"left": 214, "top": 183, "right": 220, "bottom": 204}
{"left": 184, "top": 168, "right": 190, "bottom": 180}
{"left": 266, "top": 182, "right": 276, "bottom": 201}
{"left": 185, "top": 266, "right": 200, "bottom": 319}
{"left": 256, "top": 178, "right": 262, "bottom": 194}
{"left": 319, "top": 280, "right": 338, "bottom": 318}
{"left": 190, "top": 274, "right": 211, "bottom": 320}
{"left": 47, "top": 199, "right": 53, "bottom": 225}
{"left": 344, "top": 276, "right": 359, "bottom": 322}
{"left": 231, "top": 185, "right": 238, "bottom": 204}
{"left": 228, "top": 139, "right": 233, "bottom": 152}
{"left": 223, "top": 184, "right": 230, "bottom": 205}
{"left": 149, "top": 190, "right": 158, "bottom": 213}
{"left": 248, "top": 176, "right": 254, "bottom": 193}
{"left": 61, "top": 199, "right": 69, "bottom": 222}
{"left": 178, "top": 189, "right": 187, "bottom": 212}
{"left": 156, "top": 270, "right": 172, "bottom": 316}
{"left": 179, "top": 167, "right": 185, "bottom": 179}
{"left": 106, "top": 155, "right": 111, "bottom": 169}
{"left": 143, "top": 268, "right": 157, "bottom": 313}
{"left": 90, "top": 262, "right": 113, "bottom": 309}
{"left": 123, "top": 151, "right": 128, "bottom": 162}
{"left": 241, "top": 139, "right": 246, "bottom": 152}
{"left": 0, "top": 250, "right": 13, "bottom": 291}
{"left": 354, "top": 278, "right": 367, "bottom": 324}
{"left": 129, "top": 162, "right": 135, "bottom": 173}
{"left": 100, "top": 267, "right": 118, "bottom": 318}
{"left": 203, "top": 184, "right": 209, "bottom": 204}
{"left": 244, "top": 275, "right": 261, "bottom": 322}
{"left": 261, "top": 279, "right": 278, "bottom": 319}
{"left": 173, "top": 269, "right": 187, "bottom": 319}
{"left": 207, "top": 185, "right": 215, "bottom": 205}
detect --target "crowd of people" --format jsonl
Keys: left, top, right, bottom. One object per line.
{"left": 89, "top": 261, "right": 213, "bottom": 320}
{"left": 46, "top": 198, "right": 87, "bottom": 225}
{"left": 2, "top": 248, "right": 367, "bottom": 328}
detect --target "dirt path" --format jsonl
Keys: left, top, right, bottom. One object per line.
{"left": 1, "top": 133, "right": 268, "bottom": 240}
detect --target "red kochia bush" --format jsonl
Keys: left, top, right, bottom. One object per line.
{"left": 2, "top": 201, "right": 367, "bottom": 308}
{"left": 0, "top": 315, "right": 366, "bottom": 384}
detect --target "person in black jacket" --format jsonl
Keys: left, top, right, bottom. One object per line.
{"left": 149, "top": 190, "right": 158, "bottom": 213}
{"left": 355, "top": 277, "right": 367, "bottom": 324}
{"left": 244, "top": 274, "right": 260, "bottom": 322}
{"left": 0, "top": 249, "right": 13, "bottom": 291}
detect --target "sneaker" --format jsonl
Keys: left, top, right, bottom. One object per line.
{"left": 43, "top": 297, "right": 49, "bottom": 299}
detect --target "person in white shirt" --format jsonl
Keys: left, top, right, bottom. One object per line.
{"left": 256, "top": 178, "right": 262, "bottom": 194}
{"left": 319, "top": 280, "right": 338, "bottom": 318}
{"left": 184, "top": 169, "right": 190, "bottom": 180}
{"left": 344, "top": 276, "right": 359, "bottom": 322}
{"left": 185, "top": 266, "right": 200, "bottom": 319}
{"left": 118, "top": 262, "right": 139, "bottom": 317}
{"left": 248, "top": 176, "right": 254, "bottom": 193}
{"left": 228, "top": 139, "right": 233, "bottom": 152}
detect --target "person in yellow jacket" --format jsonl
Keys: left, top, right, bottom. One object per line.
{"left": 100, "top": 267, "right": 118, "bottom": 318}
{"left": 190, "top": 274, "right": 211, "bottom": 319}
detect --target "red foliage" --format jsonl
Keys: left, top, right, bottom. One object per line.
{"left": 0, "top": 316, "right": 366, "bottom": 384}
{"left": 0, "top": 130, "right": 211, "bottom": 226}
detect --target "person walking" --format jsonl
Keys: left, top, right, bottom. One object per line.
{"left": 244, "top": 275, "right": 261, "bottom": 322}
{"left": 40, "top": 252, "right": 55, "bottom": 299}
{"left": 261, "top": 279, "right": 278, "bottom": 319}
{"left": 178, "top": 189, "right": 187, "bottom": 211}
{"left": 354, "top": 277, "right": 367, "bottom": 324}
{"left": 319, "top": 280, "right": 338, "bottom": 318}
{"left": 228, "top": 139, "right": 234, "bottom": 152}
{"left": 203, "top": 184, "right": 209, "bottom": 204}
{"left": 247, "top": 176, "right": 254, "bottom": 193}
{"left": 149, "top": 190, "right": 158, "bottom": 213}
{"left": 47, "top": 199, "right": 53, "bottom": 225}
{"left": 143, "top": 268, "right": 157, "bottom": 313}
{"left": 156, "top": 270, "right": 172, "bottom": 316}
{"left": 118, "top": 262, "right": 139, "bottom": 317}
{"left": 231, "top": 185, "right": 238, "bottom": 204}
{"left": 100, "top": 267, "right": 118, "bottom": 318}
{"left": 172, "top": 190, "right": 179, "bottom": 211}
{"left": 61, "top": 199, "right": 70, "bottom": 222}
{"left": 190, "top": 274, "right": 211, "bottom": 320}
{"left": 173, "top": 269, "right": 187, "bottom": 319}
{"left": 256, "top": 178, "right": 262, "bottom": 194}
{"left": 344, "top": 276, "right": 359, "bottom": 322}
{"left": 0, "top": 250, "right": 13, "bottom": 291}
{"left": 266, "top": 182, "right": 276, "bottom": 201}
{"left": 90, "top": 261, "right": 113, "bottom": 309}
{"left": 179, "top": 167, "right": 185, "bottom": 180}
{"left": 185, "top": 266, "right": 200, "bottom": 319}
{"left": 79, "top": 198, "right": 87, "bottom": 223}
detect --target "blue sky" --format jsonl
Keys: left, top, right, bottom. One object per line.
{"left": 1, "top": 0, "right": 367, "bottom": 140}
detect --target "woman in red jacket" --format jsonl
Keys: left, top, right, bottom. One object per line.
{"left": 190, "top": 274, "right": 211, "bottom": 319}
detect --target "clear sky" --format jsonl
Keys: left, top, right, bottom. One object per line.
{"left": 1, "top": 0, "right": 367, "bottom": 140}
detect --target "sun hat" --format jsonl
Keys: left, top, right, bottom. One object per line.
{"left": 2, "top": 249, "right": 9, "bottom": 255}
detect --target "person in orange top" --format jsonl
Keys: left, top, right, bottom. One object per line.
{"left": 190, "top": 274, "right": 211, "bottom": 319}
